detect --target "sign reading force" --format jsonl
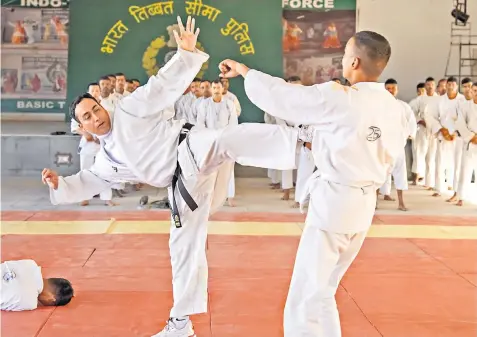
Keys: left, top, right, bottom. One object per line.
{"left": 282, "top": 0, "right": 335, "bottom": 9}
{"left": 0, "top": 0, "right": 69, "bottom": 7}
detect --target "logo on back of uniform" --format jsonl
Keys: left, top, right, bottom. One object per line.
{"left": 367, "top": 126, "right": 381, "bottom": 141}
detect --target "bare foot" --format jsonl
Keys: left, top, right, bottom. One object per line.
{"left": 411, "top": 181, "right": 417, "bottom": 186}
{"left": 425, "top": 186, "right": 434, "bottom": 191}
{"left": 105, "top": 200, "right": 118, "bottom": 207}
{"left": 456, "top": 200, "right": 463, "bottom": 206}
{"left": 271, "top": 183, "right": 280, "bottom": 190}
{"left": 432, "top": 192, "right": 440, "bottom": 197}
{"left": 80, "top": 200, "right": 89, "bottom": 206}
{"left": 281, "top": 190, "right": 290, "bottom": 201}
{"left": 446, "top": 193, "right": 457, "bottom": 202}
{"left": 383, "top": 195, "right": 395, "bottom": 201}
{"left": 398, "top": 205, "right": 408, "bottom": 211}
{"left": 227, "top": 198, "right": 235, "bottom": 207}
{"left": 291, "top": 202, "right": 300, "bottom": 208}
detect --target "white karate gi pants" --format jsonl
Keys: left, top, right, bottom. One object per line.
{"left": 457, "top": 144, "right": 477, "bottom": 201}
{"left": 425, "top": 137, "right": 437, "bottom": 188}
{"left": 412, "top": 127, "right": 429, "bottom": 176}
{"left": 80, "top": 153, "right": 112, "bottom": 201}
{"left": 435, "top": 139, "right": 455, "bottom": 193}
{"left": 284, "top": 177, "right": 375, "bottom": 337}
{"left": 167, "top": 123, "right": 298, "bottom": 317}
{"left": 295, "top": 146, "right": 315, "bottom": 203}
{"left": 379, "top": 149, "right": 408, "bottom": 195}
{"left": 227, "top": 167, "right": 235, "bottom": 198}
{"left": 268, "top": 169, "right": 280, "bottom": 184}
{"left": 453, "top": 137, "right": 464, "bottom": 192}
{"left": 282, "top": 169, "right": 295, "bottom": 189}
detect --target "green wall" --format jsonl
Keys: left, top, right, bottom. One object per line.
{"left": 67, "top": 0, "right": 283, "bottom": 122}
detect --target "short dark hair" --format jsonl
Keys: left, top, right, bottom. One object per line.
{"left": 212, "top": 79, "right": 222, "bottom": 85}
{"left": 461, "top": 77, "right": 472, "bottom": 85}
{"left": 126, "top": 79, "right": 133, "bottom": 84}
{"left": 47, "top": 278, "right": 74, "bottom": 306}
{"left": 353, "top": 31, "right": 391, "bottom": 75}
{"left": 193, "top": 77, "right": 201, "bottom": 82}
{"left": 115, "top": 72, "right": 125, "bottom": 77}
{"left": 425, "top": 77, "right": 435, "bottom": 82}
{"left": 69, "top": 92, "right": 99, "bottom": 123}
{"left": 99, "top": 75, "right": 111, "bottom": 82}
{"left": 87, "top": 82, "right": 99, "bottom": 88}
{"left": 131, "top": 79, "right": 140, "bottom": 83}
{"left": 288, "top": 76, "right": 302, "bottom": 82}
{"left": 107, "top": 74, "right": 116, "bottom": 78}
{"left": 447, "top": 76, "right": 457, "bottom": 83}
{"left": 417, "top": 82, "right": 425, "bottom": 89}
{"left": 385, "top": 78, "right": 398, "bottom": 85}
{"left": 438, "top": 78, "right": 448, "bottom": 84}
{"left": 200, "top": 79, "right": 210, "bottom": 84}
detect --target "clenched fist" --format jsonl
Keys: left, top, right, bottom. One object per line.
{"left": 440, "top": 128, "right": 454, "bottom": 141}
{"left": 41, "top": 168, "right": 59, "bottom": 190}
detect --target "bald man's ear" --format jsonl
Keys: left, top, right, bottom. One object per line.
{"left": 351, "top": 57, "right": 360, "bottom": 70}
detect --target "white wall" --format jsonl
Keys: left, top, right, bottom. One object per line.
{"left": 357, "top": 0, "right": 477, "bottom": 101}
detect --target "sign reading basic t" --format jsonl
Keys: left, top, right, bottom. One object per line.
{"left": 282, "top": 0, "right": 335, "bottom": 9}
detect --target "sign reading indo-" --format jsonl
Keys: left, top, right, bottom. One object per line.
{"left": 67, "top": 0, "right": 283, "bottom": 123}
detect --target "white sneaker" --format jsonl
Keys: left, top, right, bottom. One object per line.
{"left": 151, "top": 318, "right": 196, "bottom": 337}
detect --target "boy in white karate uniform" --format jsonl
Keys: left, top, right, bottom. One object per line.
{"left": 1, "top": 260, "right": 73, "bottom": 311}
{"left": 379, "top": 78, "right": 416, "bottom": 211}
{"left": 447, "top": 77, "right": 474, "bottom": 202}
{"left": 412, "top": 77, "right": 440, "bottom": 189}
{"left": 196, "top": 79, "right": 238, "bottom": 207}
{"left": 429, "top": 77, "right": 465, "bottom": 197}
{"left": 220, "top": 30, "right": 407, "bottom": 337}
{"left": 455, "top": 82, "right": 477, "bottom": 206}
{"left": 41, "top": 16, "right": 305, "bottom": 337}
{"left": 264, "top": 112, "right": 281, "bottom": 188}
{"left": 220, "top": 78, "right": 242, "bottom": 116}
{"left": 409, "top": 82, "right": 425, "bottom": 184}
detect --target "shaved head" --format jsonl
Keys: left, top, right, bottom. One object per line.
{"left": 342, "top": 31, "right": 391, "bottom": 83}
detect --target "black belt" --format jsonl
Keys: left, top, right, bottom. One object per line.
{"left": 171, "top": 123, "right": 198, "bottom": 228}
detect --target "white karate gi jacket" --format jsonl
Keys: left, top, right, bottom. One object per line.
{"left": 50, "top": 48, "right": 209, "bottom": 205}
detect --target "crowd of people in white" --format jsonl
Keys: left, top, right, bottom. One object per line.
{"left": 70, "top": 71, "right": 477, "bottom": 212}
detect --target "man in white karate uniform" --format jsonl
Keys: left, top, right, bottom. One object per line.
{"left": 437, "top": 78, "right": 448, "bottom": 96}
{"left": 430, "top": 77, "right": 465, "bottom": 197}
{"left": 98, "top": 75, "right": 118, "bottom": 114}
{"left": 174, "top": 79, "right": 199, "bottom": 123}
{"left": 412, "top": 77, "right": 440, "bottom": 189}
{"left": 1, "top": 260, "right": 74, "bottom": 311}
{"left": 220, "top": 30, "right": 406, "bottom": 337}
{"left": 447, "top": 77, "right": 474, "bottom": 202}
{"left": 409, "top": 82, "right": 425, "bottom": 184}
{"left": 114, "top": 72, "right": 130, "bottom": 98}
{"left": 189, "top": 79, "right": 211, "bottom": 124}
{"left": 41, "top": 16, "right": 303, "bottom": 337}
{"left": 220, "top": 78, "right": 242, "bottom": 116}
{"left": 379, "top": 79, "right": 416, "bottom": 211}
{"left": 196, "top": 79, "right": 238, "bottom": 207}
{"left": 455, "top": 83, "right": 477, "bottom": 206}
{"left": 70, "top": 82, "right": 115, "bottom": 206}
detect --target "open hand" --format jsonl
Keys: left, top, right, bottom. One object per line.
{"left": 173, "top": 16, "right": 199, "bottom": 52}
{"left": 41, "top": 168, "right": 59, "bottom": 190}
{"left": 219, "top": 59, "right": 249, "bottom": 78}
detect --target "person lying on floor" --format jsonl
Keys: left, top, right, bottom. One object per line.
{"left": 1, "top": 259, "right": 74, "bottom": 311}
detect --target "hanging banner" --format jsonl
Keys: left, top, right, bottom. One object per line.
{"left": 1, "top": 0, "right": 69, "bottom": 8}
{"left": 66, "top": 0, "right": 283, "bottom": 123}
{"left": 1, "top": 3, "right": 69, "bottom": 113}
{"left": 282, "top": 0, "right": 356, "bottom": 84}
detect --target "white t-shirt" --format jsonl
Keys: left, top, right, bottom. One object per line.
{"left": 1, "top": 260, "right": 43, "bottom": 311}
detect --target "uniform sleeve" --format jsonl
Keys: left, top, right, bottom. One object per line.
{"left": 119, "top": 49, "right": 209, "bottom": 118}
{"left": 404, "top": 103, "right": 417, "bottom": 139}
{"left": 196, "top": 101, "right": 207, "bottom": 128}
{"left": 427, "top": 99, "right": 443, "bottom": 135}
{"left": 233, "top": 96, "right": 242, "bottom": 116}
{"left": 244, "top": 69, "right": 326, "bottom": 125}
{"left": 49, "top": 170, "right": 113, "bottom": 205}
{"left": 455, "top": 104, "right": 476, "bottom": 143}
{"left": 227, "top": 100, "right": 239, "bottom": 126}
